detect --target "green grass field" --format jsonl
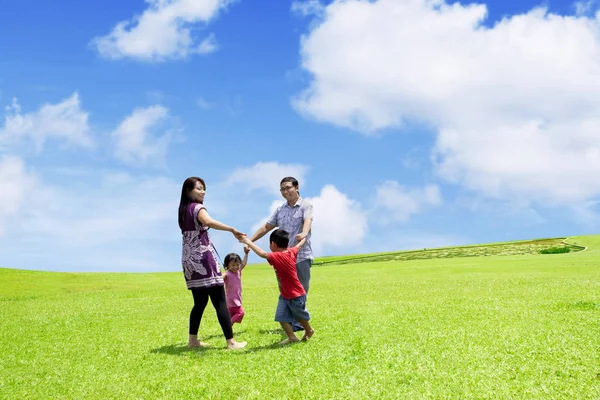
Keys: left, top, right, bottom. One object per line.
{"left": 1, "top": 235, "right": 599, "bottom": 399}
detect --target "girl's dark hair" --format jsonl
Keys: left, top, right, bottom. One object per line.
{"left": 178, "top": 177, "right": 206, "bottom": 233}
{"left": 223, "top": 253, "right": 242, "bottom": 270}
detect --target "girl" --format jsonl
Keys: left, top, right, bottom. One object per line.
{"left": 223, "top": 247, "right": 250, "bottom": 324}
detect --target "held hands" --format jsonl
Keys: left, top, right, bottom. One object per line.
{"left": 231, "top": 229, "right": 246, "bottom": 241}
{"left": 295, "top": 232, "right": 307, "bottom": 242}
{"left": 237, "top": 235, "right": 251, "bottom": 245}
{"left": 243, "top": 245, "right": 250, "bottom": 254}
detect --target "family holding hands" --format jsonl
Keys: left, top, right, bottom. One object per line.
{"left": 178, "top": 176, "right": 314, "bottom": 350}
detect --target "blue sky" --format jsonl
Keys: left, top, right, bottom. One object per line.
{"left": 1, "top": 0, "right": 599, "bottom": 272}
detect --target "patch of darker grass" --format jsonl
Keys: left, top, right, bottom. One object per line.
{"left": 571, "top": 301, "right": 600, "bottom": 311}
{"left": 539, "top": 247, "right": 571, "bottom": 254}
{"left": 555, "top": 301, "right": 600, "bottom": 311}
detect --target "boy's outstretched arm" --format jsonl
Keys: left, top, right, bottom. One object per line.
{"left": 295, "top": 237, "right": 307, "bottom": 250}
{"left": 240, "top": 236, "right": 269, "bottom": 259}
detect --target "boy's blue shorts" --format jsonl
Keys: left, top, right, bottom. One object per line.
{"left": 274, "top": 294, "right": 310, "bottom": 323}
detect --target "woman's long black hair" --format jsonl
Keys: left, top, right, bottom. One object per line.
{"left": 178, "top": 177, "right": 205, "bottom": 233}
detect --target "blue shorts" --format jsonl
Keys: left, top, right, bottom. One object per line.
{"left": 274, "top": 294, "right": 310, "bottom": 323}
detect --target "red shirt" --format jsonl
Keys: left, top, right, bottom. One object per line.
{"left": 267, "top": 247, "right": 306, "bottom": 300}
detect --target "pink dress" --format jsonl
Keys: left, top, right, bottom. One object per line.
{"left": 224, "top": 268, "right": 245, "bottom": 324}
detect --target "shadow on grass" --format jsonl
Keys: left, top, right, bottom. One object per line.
{"left": 259, "top": 329, "right": 284, "bottom": 335}
{"left": 151, "top": 341, "right": 290, "bottom": 355}
{"left": 151, "top": 333, "right": 306, "bottom": 356}
{"left": 150, "top": 327, "right": 297, "bottom": 356}
{"left": 150, "top": 343, "right": 217, "bottom": 356}
{"left": 237, "top": 342, "right": 284, "bottom": 353}
{"left": 229, "top": 339, "right": 312, "bottom": 354}
{"left": 198, "top": 330, "right": 247, "bottom": 340}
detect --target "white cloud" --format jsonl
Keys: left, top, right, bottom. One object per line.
{"left": 294, "top": 0, "right": 600, "bottom": 206}
{"left": 362, "top": 231, "right": 468, "bottom": 255}
{"left": 457, "top": 195, "right": 546, "bottom": 226}
{"left": 197, "top": 33, "right": 218, "bottom": 54}
{"left": 306, "top": 184, "right": 368, "bottom": 255}
{"left": 292, "top": 0, "right": 325, "bottom": 17}
{"left": 22, "top": 173, "right": 178, "bottom": 245}
{"left": 0, "top": 167, "right": 182, "bottom": 272}
{"left": 112, "top": 105, "right": 172, "bottom": 166}
{"left": 372, "top": 181, "right": 442, "bottom": 223}
{"left": 0, "top": 155, "right": 36, "bottom": 236}
{"left": 0, "top": 92, "right": 93, "bottom": 151}
{"left": 575, "top": 0, "right": 597, "bottom": 16}
{"left": 145, "top": 90, "right": 181, "bottom": 103}
{"left": 226, "top": 162, "right": 310, "bottom": 196}
{"left": 401, "top": 150, "right": 424, "bottom": 170}
{"left": 196, "top": 96, "right": 214, "bottom": 110}
{"left": 572, "top": 200, "right": 600, "bottom": 226}
{"left": 92, "top": 0, "right": 230, "bottom": 61}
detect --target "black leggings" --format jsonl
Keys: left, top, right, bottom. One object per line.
{"left": 189, "top": 285, "right": 233, "bottom": 339}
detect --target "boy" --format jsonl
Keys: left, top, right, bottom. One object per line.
{"left": 240, "top": 229, "right": 315, "bottom": 344}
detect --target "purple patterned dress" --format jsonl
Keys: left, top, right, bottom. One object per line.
{"left": 181, "top": 203, "right": 223, "bottom": 289}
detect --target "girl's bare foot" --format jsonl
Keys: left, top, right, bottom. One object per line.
{"left": 226, "top": 339, "right": 247, "bottom": 350}
{"left": 278, "top": 337, "right": 299, "bottom": 345}
{"left": 301, "top": 329, "right": 315, "bottom": 341}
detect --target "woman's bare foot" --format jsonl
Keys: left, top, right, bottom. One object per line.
{"left": 226, "top": 339, "right": 247, "bottom": 350}
{"left": 188, "top": 335, "right": 209, "bottom": 348}
{"left": 278, "top": 337, "right": 299, "bottom": 345}
{"left": 188, "top": 340, "right": 209, "bottom": 348}
{"left": 301, "top": 329, "right": 315, "bottom": 341}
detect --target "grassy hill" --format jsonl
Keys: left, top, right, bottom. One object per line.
{"left": 1, "top": 235, "right": 599, "bottom": 399}
{"left": 313, "top": 237, "right": 585, "bottom": 265}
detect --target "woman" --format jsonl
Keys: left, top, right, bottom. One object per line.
{"left": 178, "top": 176, "right": 247, "bottom": 350}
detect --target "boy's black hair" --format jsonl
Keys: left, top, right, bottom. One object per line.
{"left": 223, "top": 253, "right": 242, "bottom": 270}
{"left": 269, "top": 229, "right": 290, "bottom": 249}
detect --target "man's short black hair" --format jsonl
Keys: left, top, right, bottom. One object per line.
{"left": 269, "top": 229, "right": 290, "bottom": 249}
{"left": 280, "top": 177, "right": 298, "bottom": 188}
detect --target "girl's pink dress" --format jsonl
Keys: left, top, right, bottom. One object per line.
{"left": 224, "top": 268, "right": 245, "bottom": 324}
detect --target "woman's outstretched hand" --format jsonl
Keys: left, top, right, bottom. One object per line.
{"left": 232, "top": 229, "right": 246, "bottom": 240}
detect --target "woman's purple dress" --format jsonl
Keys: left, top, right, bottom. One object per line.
{"left": 181, "top": 203, "right": 223, "bottom": 289}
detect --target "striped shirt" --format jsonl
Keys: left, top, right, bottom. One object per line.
{"left": 267, "top": 197, "right": 314, "bottom": 262}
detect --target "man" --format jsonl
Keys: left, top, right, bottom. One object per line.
{"left": 248, "top": 177, "right": 314, "bottom": 331}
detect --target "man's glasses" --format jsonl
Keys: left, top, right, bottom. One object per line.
{"left": 280, "top": 186, "right": 295, "bottom": 192}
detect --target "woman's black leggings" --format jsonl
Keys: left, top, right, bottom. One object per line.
{"left": 189, "top": 285, "right": 233, "bottom": 339}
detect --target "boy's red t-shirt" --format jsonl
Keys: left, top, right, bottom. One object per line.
{"left": 266, "top": 246, "right": 306, "bottom": 300}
